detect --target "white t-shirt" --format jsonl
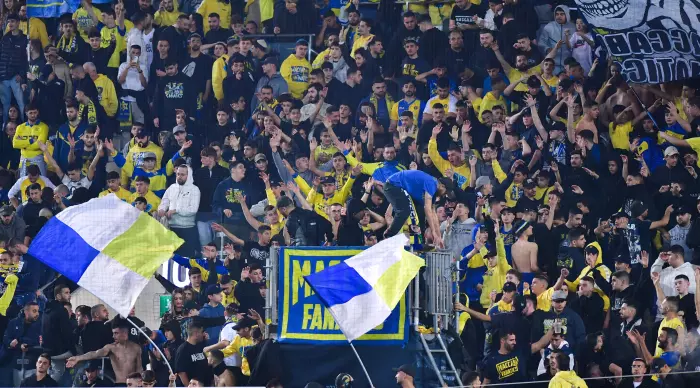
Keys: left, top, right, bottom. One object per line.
{"left": 569, "top": 32, "right": 593, "bottom": 74}
{"left": 61, "top": 174, "right": 92, "bottom": 196}
{"left": 219, "top": 321, "right": 238, "bottom": 366}
{"left": 118, "top": 62, "right": 148, "bottom": 96}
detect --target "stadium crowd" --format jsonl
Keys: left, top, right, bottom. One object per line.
{"left": 0, "top": 0, "right": 699, "bottom": 386}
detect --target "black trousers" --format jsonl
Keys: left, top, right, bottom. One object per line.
{"left": 383, "top": 182, "right": 413, "bottom": 237}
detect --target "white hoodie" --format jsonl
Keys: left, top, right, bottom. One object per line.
{"left": 159, "top": 166, "right": 200, "bottom": 228}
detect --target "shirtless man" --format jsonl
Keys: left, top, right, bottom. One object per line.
{"left": 66, "top": 321, "right": 143, "bottom": 384}
{"left": 596, "top": 75, "right": 638, "bottom": 127}
{"left": 575, "top": 100, "right": 600, "bottom": 142}
{"left": 511, "top": 221, "right": 538, "bottom": 287}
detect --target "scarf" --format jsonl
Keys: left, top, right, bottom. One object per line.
{"left": 57, "top": 34, "right": 78, "bottom": 53}
{"left": 79, "top": 99, "right": 98, "bottom": 125}
{"left": 369, "top": 93, "right": 394, "bottom": 116}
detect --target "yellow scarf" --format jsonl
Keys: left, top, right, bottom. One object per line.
{"left": 79, "top": 99, "right": 98, "bottom": 125}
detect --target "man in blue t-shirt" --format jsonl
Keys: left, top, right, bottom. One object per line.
{"left": 383, "top": 170, "right": 454, "bottom": 247}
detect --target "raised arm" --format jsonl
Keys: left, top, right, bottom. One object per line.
{"left": 211, "top": 222, "right": 245, "bottom": 246}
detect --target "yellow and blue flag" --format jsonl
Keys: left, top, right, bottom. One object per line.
{"left": 304, "top": 234, "right": 424, "bottom": 342}
{"left": 28, "top": 194, "right": 183, "bottom": 317}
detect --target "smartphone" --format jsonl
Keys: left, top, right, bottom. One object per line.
{"left": 132, "top": 56, "right": 139, "bottom": 64}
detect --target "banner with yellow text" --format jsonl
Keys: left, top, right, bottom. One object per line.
{"left": 277, "top": 247, "right": 409, "bottom": 345}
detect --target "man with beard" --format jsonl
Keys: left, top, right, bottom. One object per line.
{"left": 120, "top": 127, "right": 164, "bottom": 187}
{"left": 468, "top": 30, "right": 498, "bottom": 79}
{"left": 79, "top": 304, "right": 113, "bottom": 353}
{"left": 358, "top": 77, "right": 393, "bottom": 131}
{"left": 300, "top": 83, "right": 330, "bottom": 125}
{"left": 181, "top": 33, "right": 213, "bottom": 120}
{"left": 482, "top": 325, "right": 554, "bottom": 385}
{"left": 388, "top": 12, "right": 421, "bottom": 78}
{"left": 159, "top": 14, "right": 189, "bottom": 59}
{"left": 444, "top": 30, "right": 470, "bottom": 78}
{"left": 223, "top": 54, "right": 255, "bottom": 109}
{"left": 5, "top": 301, "right": 41, "bottom": 386}
{"left": 158, "top": 165, "right": 201, "bottom": 257}
{"left": 389, "top": 81, "right": 425, "bottom": 133}
{"left": 52, "top": 99, "right": 88, "bottom": 171}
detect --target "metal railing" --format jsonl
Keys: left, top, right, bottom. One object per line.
{"left": 236, "top": 34, "right": 316, "bottom": 61}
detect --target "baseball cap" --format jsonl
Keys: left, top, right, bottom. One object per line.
{"left": 321, "top": 176, "right": 336, "bottom": 185}
{"left": 475, "top": 176, "right": 491, "bottom": 190}
{"left": 262, "top": 56, "right": 277, "bottom": 66}
{"left": 550, "top": 122, "right": 567, "bottom": 132}
{"left": 143, "top": 152, "right": 157, "bottom": 160}
{"left": 523, "top": 179, "right": 536, "bottom": 189}
{"left": 232, "top": 316, "right": 256, "bottom": 330}
{"left": 254, "top": 39, "right": 268, "bottom": 50}
{"left": 85, "top": 360, "right": 101, "bottom": 371}
{"left": 614, "top": 253, "right": 631, "bottom": 265}
{"left": 612, "top": 211, "right": 630, "bottom": 219}
{"left": 183, "top": 301, "right": 199, "bottom": 312}
{"left": 0, "top": 205, "right": 14, "bottom": 216}
{"left": 630, "top": 201, "right": 648, "bottom": 218}
{"left": 664, "top": 146, "right": 680, "bottom": 157}
{"left": 172, "top": 125, "right": 186, "bottom": 134}
{"left": 677, "top": 206, "right": 693, "bottom": 215}
{"left": 551, "top": 290, "right": 568, "bottom": 301}
{"left": 393, "top": 364, "right": 416, "bottom": 377}
{"left": 650, "top": 358, "right": 668, "bottom": 373}
{"left": 321, "top": 61, "right": 334, "bottom": 70}
{"left": 206, "top": 284, "right": 222, "bottom": 295}
{"left": 254, "top": 153, "right": 267, "bottom": 162}
{"left": 502, "top": 281, "right": 517, "bottom": 293}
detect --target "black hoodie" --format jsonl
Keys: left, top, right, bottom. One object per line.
{"left": 78, "top": 320, "right": 113, "bottom": 352}
{"left": 41, "top": 300, "right": 75, "bottom": 356}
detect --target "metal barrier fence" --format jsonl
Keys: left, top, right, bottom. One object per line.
{"left": 238, "top": 34, "right": 316, "bottom": 62}
{"left": 265, "top": 247, "right": 456, "bottom": 333}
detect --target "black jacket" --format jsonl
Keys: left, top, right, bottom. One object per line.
{"left": 61, "top": 42, "right": 116, "bottom": 75}
{"left": 285, "top": 207, "right": 333, "bottom": 246}
{"left": 79, "top": 320, "right": 113, "bottom": 353}
{"left": 193, "top": 165, "right": 229, "bottom": 213}
{"left": 273, "top": 0, "right": 315, "bottom": 36}
{"left": 154, "top": 72, "right": 195, "bottom": 126}
{"left": 234, "top": 279, "right": 265, "bottom": 317}
{"left": 0, "top": 32, "right": 28, "bottom": 81}
{"left": 41, "top": 300, "right": 75, "bottom": 356}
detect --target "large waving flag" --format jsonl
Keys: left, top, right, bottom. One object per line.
{"left": 304, "top": 234, "right": 424, "bottom": 341}
{"left": 27, "top": 0, "right": 80, "bottom": 18}
{"left": 29, "top": 194, "right": 183, "bottom": 316}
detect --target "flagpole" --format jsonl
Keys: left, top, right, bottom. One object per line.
{"left": 349, "top": 342, "right": 375, "bottom": 388}
{"left": 125, "top": 317, "right": 174, "bottom": 375}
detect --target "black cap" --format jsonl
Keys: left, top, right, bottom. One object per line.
{"left": 630, "top": 201, "right": 648, "bottom": 218}
{"left": 614, "top": 253, "right": 631, "bottom": 265}
{"left": 393, "top": 364, "right": 416, "bottom": 377}
{"left": 321, "top": 61, "right": 334, "bottom": 70}
{"left": 184, "top": 301, "right": 199, "bottom": 312}
{"left": 233, "top": 316, "right": 256, "bottom": 330}
{"left": 550, "top": 122, "right": 567, "bottom": 132}
{"left": 262, "top": 56, "right": 277, "bottom": 66}
{"left": 503, "top": 281, "right": 517, "bottom": 293}
{"left": 6, "top": 13, "right": 19, "bottom": 21}
{"left": 86, "top": 360, "right": 101, "bottom": 371}
{"left": 321, "top": 176, "right": 336, "bottom": 185}
{"left": 651, "top": 358, "right": 668, "bottom": 373}
{"left": 206, "top": 284, "right": 222, "bottom": 295}
{"left": 523, "top": 179, "right": 536, "bottom": 189}
{"left": 612, "top": 211, "right": 630, "bottom": 219}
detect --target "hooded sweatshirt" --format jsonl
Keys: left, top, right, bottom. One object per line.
{"left": 565, "top": 241, "right": 612, "bottom": 311}
{"left": 158, "top": 166, "right": 200, "bottom": 228}
{"left": 537, "top": 5, "right": 575, "bottom": 72}
{"left": 549, "top": 370, "right": 588, "bottom": 388}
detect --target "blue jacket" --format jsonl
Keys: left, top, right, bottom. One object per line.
{"left": 53, "top": 122, "right": 89, "bottom": 170}
{"left": 459, "top": 225, "right": 488, "bottom": 302}
{"left": 2, "top": 313, "right": 41, "bottom": 370}
{"left": 198, "top": 303, "right": 225, "bottom": 346}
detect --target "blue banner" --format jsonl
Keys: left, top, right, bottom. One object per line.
{"left": 27, "top": 0, "right": 79, "bottom": 18}
{"left": 277, "top": 246, "right": 409, "bottom": 345}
